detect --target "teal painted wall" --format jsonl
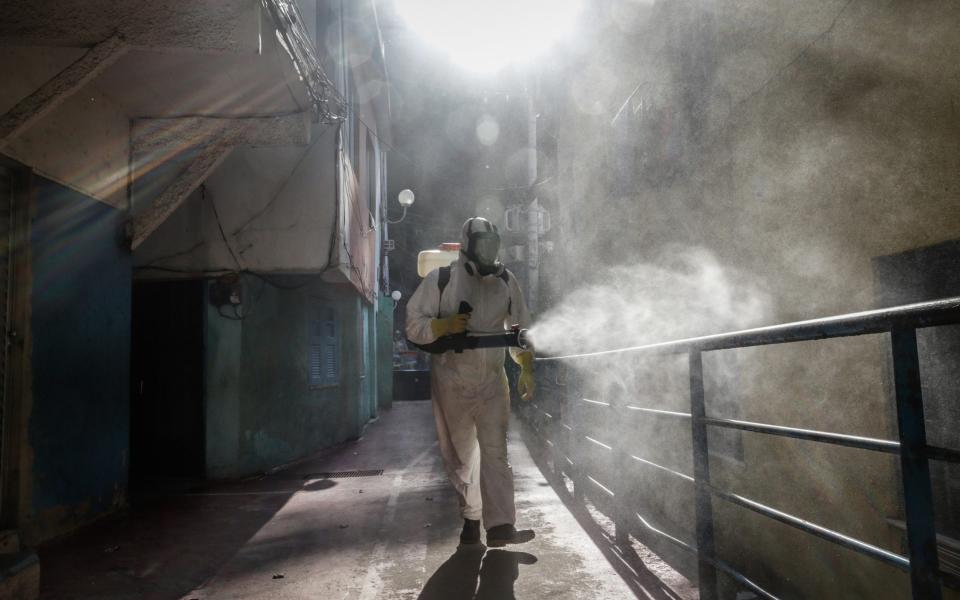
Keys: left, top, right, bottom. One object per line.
{"left": 376, "top": 296, "right": 393, "bottom": 411}
{"left": 361, "top": 300, "right": 379, "bottom": 423}
{"left": 28, "top": 176, "right": 131, "bottom": 542}
{"left": 204, "top": 298, "right": 242, "bottom": 479}
{"left": 203, "top": 275, "right": 375, "bottom": 478}
{"left": 359, "top": 300, "right": 373, "bottom": 425}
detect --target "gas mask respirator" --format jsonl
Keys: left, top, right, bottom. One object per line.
{"left": 468, "top": 231, "right": 501, "bottom": 275}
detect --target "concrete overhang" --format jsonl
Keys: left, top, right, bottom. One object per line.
{"left": 0, "top": 0, "right": 318, "bottom": 123}
{"left": 0, "top": 0, "right": 343, "bottom": 244}
{"left": 0, "top": 0, "right": 259, "bottom": 52}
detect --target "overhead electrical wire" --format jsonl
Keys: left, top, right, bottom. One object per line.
{"left": 203, "top": 184, "right": 243, "bottom": 271}
{"left": 139, "top": 94, "right": 550, "bottom": 305}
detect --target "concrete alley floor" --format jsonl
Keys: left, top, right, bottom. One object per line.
{"left": 39, "top": 401, "right": 696, "bottom": 599}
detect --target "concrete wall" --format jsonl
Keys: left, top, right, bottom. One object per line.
{"left": 0, "top": 0, "right": 315, "bottom": 222}
{"left": 25, "top": 176, "right": 131, "bottom": 543}
{"left": 376, "top": 296, "right": 394, "bottom": 411}
{"left": 0, "top": 46, "right": 130, "bottom": 209}
{"left": 134, "top": 0, "right": 390, "bottom": 280}
{"left": 134, "top": 0, "right": 393, "bottom": 479}
{"left": 204, "top": 298, "right": 243, "bottom": 479}
{"left": 0, "top": 0, "right": 375, "bottom": 543}
{"left": 204, "top": 275, "right": 369, "bottom": 479}
{"left": 133, "top": 122, "right": 341, "bottom": 274}
{"left": 548, "top": 1, "right": 960, "bottom": 597}
{"left": 0, "top": 1, "right": 276, "bottom": 212}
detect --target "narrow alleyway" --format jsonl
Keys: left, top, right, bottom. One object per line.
{"left": 38, "top": 401, "right": 694, "bottom": 599}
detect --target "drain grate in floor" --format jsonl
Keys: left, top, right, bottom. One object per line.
{"left": 302, "top": 469, "right": 384, "bottom": 480}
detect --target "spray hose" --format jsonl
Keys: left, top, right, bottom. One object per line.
{"left": 411, "top": 299, "right": 532, "bottom": 354}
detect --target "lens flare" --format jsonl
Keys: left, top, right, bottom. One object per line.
{"left": 396, "top": 0, "right": 582, "bottom": 73}
{"left": 476, "top": 114, "right": 500, "bottom": 145}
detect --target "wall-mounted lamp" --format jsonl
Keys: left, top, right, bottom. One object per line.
{"left": 387, "top": 189, "right": 415, "bottom": 224}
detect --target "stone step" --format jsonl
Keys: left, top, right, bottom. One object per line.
{"left": 0, "top": 551, "right": 39, "bottom": 600}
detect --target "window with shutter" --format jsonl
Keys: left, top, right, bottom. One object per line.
{"left": 309, "top": 307, "right": 339, "bottom": 387}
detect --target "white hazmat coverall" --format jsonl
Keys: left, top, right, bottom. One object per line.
{"left": 406, "top": 255, "right": 530, "bottom": 529}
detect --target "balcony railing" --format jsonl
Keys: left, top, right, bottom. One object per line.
{"left": 523, "top": 296, "right": 960, "bottom": 599}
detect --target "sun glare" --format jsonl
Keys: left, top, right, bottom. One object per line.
{"left": 396, "top": 0, "right": 582, "bottom": 73}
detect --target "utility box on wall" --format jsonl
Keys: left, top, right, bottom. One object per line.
{"left": 209, "top": 276, "right": 242, "bottom": 308}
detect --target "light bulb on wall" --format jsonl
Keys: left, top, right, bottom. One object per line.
{"left": 389, "top": 189, "right": 416, "bottom": 224}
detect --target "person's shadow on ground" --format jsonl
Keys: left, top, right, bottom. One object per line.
{"left": 475, "top": 549, "right": 538, "bottom": 600}
{"left": 418, "top": 547, "right": 538, "bottom": 600}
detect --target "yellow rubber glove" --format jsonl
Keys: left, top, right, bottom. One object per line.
{"left": 517, "top": 351, "right": 535, "bottom": 401}
{"left": 431, "top": 313, "right": 470, "bottom": 338}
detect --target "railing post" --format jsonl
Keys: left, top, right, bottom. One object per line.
{"left": 689, "top": 350, "right": 718, "bottom": 600}
{"left": 572, "top": 428, "right": 585, "bottom": 504}
{"left": 611, "top": 393, "right": 631, "bottom": 547}
{"left": 890, "top": 327, "right": 942, "bottom": 599}
{"left": 560, "top": 367, "right": 582, "bottom": 501}
{"left": 554, "top": 364, "right": 570, "bottom": 481}
{"left": 571, "top": 374, "right": 585, "bottom": 504}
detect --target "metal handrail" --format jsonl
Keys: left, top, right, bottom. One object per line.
{"left": 535, "top": 296, "right": 960, "bottom": 360}
{"left": 525, "top": 295, "right": 960, "bottom": 599}
{"left": 570, "top": 425, "right": 910, "bottom": 568}
{"left": 589, "top": 401, "right": 960, "bottom": 462}
{"left": 633, "top": 512, "right": 780, "bottom": 600}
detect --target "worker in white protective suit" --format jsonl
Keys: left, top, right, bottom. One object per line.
{"left": 406, "top": 217, "right": 536, "bottom": 547}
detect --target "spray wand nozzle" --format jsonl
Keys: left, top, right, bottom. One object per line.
{"left": 445, "top": 324, "right": 530, "bottom": 354}
{"left": 413, "top": 301, "right": 530, "bottom": 354}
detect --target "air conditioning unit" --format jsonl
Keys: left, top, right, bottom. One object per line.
{"left": 504, "top": 206, "right": 522, "bottom": 232}
{"left": 503, "top": 204, "right": 551, "bottom": 234}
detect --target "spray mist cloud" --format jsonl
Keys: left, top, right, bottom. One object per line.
{"left": 529, "top": 246, "right": 773, "bottom": 357}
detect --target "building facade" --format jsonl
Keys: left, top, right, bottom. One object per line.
{"left": 0, "top": 1, "right": 393, "bottom": 573}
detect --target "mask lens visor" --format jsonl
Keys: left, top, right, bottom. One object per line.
{"left": 471, "top": 233, "right": 500, "bottom": 266}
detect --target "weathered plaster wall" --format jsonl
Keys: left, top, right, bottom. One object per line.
{"left": 97, "top": 20, "right": 308, "bottom": 119}
{"left": 203, "top": 275, "right": 368, "bottom": 478}
{"left": 0, "top": 0, "right": 308, "bottom": 216}
{"left": 0, "top": 0, "right": 258, "bottom": 51}
{"left": 25, "top": 176, "right": 130, "bottom": 543}
{"left": 674, "top": 5, "right": 960, "bottom": 595}
{"left": 376, "top": 296, "right": 394, "bottom": 411}
{"left": 550, "top": 1, "right": 960, "bottom": 597}
{"left": 0, "top": 47, "right": 129, "bottom": 209}
{"left": 204, "top": 297, "right": 243, "bottom": 479}
{"left": 134, "top": 122, "right": 340, "bottom": 274}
